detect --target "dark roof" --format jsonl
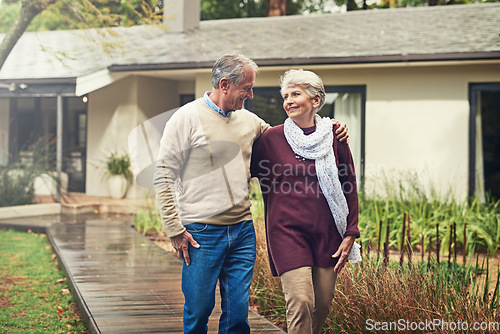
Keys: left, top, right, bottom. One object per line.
{"left": 1, "top": 3, "right": 499, "bottom": 80}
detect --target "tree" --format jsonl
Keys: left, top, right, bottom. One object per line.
{"left": 200, "top": 0, "right": 265, "bottom": 20}
{"left": 200, "top": 0, "right": 306, "bottom": 20}
{"left": 0, "top": 0, "right": 57, "bottom": 71}
{"left": 266, "top": 0, "right": 287, "bottom": 16}
{"left": 0, "top": 0, "right": 163, "bottom": 71}
{"left": 1, "top": 0, "right": 303, "bottom": 70}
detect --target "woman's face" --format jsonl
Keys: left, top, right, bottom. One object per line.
{"left": 282, "top": 85, "right": 320, "bottom": 126}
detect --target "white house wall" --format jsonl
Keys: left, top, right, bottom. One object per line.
{"left": 86, "top": 75, "right": 179, "bottom": 198}
{"left": 195, "top": 72, "right": 212, "bottom": 98}
{"left": 361, "top": 63, "right": 499, "bottom": 201}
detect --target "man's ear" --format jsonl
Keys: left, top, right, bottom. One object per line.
{"left": 220, "top": 78, "right": 230, "bottom": 93}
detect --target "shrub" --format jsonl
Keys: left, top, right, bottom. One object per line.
{"left": 104, "top": 152, "right": 133, "bottom": 182}
{"left": 134, "top": 206, "right": 165, "bottom": 237}
{"left": 0, "top": 136, "right": 57, "bottom": 207}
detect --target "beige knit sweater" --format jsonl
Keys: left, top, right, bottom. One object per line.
{"left": 153, "top": 98, "right": 270, "bottom": 238}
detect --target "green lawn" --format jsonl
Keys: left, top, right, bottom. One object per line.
{"left": 0, "top": 229, "right": 88, "bottom": 333}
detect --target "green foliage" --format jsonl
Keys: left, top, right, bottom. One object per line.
{"left": 0, "top": 169, "right": 35, "bottom": 207}
{"left": 0, "top": 1, "right": 20, "bottom": 32}
{"left": 357, "top": 181, "right": 500, "bottom": 256}
{"left": 200, "top": 0, "right": 264, "bottom": 20}
{"left": 134, "top": 206, "right": 165, "bottom": 236}
{"left": 0, "top": 0, "right": 164, "bottom": 33}
{"left": 200, "top": 0, "right": 306, "bottom": 20}
{"left": 0, "top": 136, "right": 57, "bottom": 207}
{"left": 0, "top": 229, "right": 87, "bottom": 333}
{"left": 105, "top": 151, "right": 133, "bottom": 182}
{"left": 0, "top": 0, "right": 312, "bottom": 33}
{"left": 2, "top": 0, "right": 500, "bottom": 34}
{"left": 378, "top": 0, "right": 491, "bottom": 8}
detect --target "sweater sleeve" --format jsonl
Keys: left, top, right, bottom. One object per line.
{"left": 250, "top": 136, "right": 263, "bottom": 179}
{"left": 336, "top": 129, "right": 360, "bottom": 239}
{"left": 248, "top": 110, "right": 271, "bottom": 139}
{"left": 153, "top": 110, "right": 191, "bottom": 238}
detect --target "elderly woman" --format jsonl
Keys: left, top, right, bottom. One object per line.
{"left": 251, "top": 69, "right": 361, "bottom": 334}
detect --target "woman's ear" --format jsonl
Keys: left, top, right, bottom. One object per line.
{"left": 312, "top": 95, "right": 321, "bottom": 108}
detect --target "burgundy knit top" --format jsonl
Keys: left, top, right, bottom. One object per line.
{"left": 251, "top": 124, "right": 360, "bottom": 277}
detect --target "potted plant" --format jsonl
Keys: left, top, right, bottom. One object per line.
{"left": 105, "top": 152, "right": 133, "bottom": 199}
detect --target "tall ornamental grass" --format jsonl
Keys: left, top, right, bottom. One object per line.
{"left": 358, "top": 175, "right": 499, "bottom": 256}
{"left": 326, "top": 256, "right": 499, "bottom": 333}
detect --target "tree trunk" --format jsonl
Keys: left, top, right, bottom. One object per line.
{"left": 347, "top": 0, "right": 359, "bottom": 11}
{"left": 0, "top": 0, "right": 57, "bottom": 71}
{"left": 266, "top": 0, "right": 287, "bottom": 17}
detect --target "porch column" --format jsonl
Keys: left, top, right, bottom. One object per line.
{"left": 56, "top": 95, "right": 63, "bottom": 203}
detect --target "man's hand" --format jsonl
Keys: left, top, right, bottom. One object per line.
{"left": 332, "top": 235, "right": 356, "bottom": 273}
{"left": 331, "top": 120, "right": 349, "bottom": 143}
{"left": 170, "top": 230, "right": 200, "bottom": 266}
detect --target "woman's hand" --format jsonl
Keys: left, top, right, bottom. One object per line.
{"left": 331, "top": 120, "right": 349, "bottom": 143}
{"left": 332, "top": 235, "right": 356, "bottom": 273}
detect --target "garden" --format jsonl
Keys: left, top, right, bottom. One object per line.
{"left": 1, "top": 139, "right": 499, "bottom": 333}
{"left": 135, "top": 178, "right": 500, "bottom": 333}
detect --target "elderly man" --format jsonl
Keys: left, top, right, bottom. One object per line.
{"left": 153, "top": 53, "right": 347, "bottom": 333}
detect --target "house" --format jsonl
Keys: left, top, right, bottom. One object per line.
{"left": 0, "top": 1, "right": 499, "bottom": 202}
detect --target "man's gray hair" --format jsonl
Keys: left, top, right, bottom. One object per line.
{"left": 280, "top": 69, "right": 326, "bottom": 111}
{"left": 212, "top": 54, "right": 258, "bottom": 88}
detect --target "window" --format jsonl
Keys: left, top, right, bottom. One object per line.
{"left": 5, "top": 96, "right": 88, "bottom": 192}
{"left": 469, "top": 83, "right": 500, "bottom": 201}
{"left": 246, "top": 88, "right": 286, "bottom": 127}
{"left": 180, "top": 94, "right": 195, "bottom": 106}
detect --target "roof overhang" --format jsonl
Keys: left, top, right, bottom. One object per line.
{"left": 4, "top": 51, "right": 498, "bottom": 97}
{"left": 75, "top": 69, "right": 129, "bottom": 97}
{"left": 107, "top": 51, "right": 500, "bottom": 74}
{"left": 0, "top": 78, "right": 75, "bottom": 97}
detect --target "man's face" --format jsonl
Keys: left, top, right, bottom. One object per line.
{"left": 222, "top": 66, "right": 255, "bottom": 112}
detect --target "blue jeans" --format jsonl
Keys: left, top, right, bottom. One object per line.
{"left": 182, "top": 220, "right": 256, "bottom": 334}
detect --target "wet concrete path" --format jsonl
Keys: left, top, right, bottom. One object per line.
{"left": 0, "top": 212, "right": 284, "bottom": 333}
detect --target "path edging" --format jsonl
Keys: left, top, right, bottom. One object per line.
{"left": 0, "top": 203, "right": 61, "bottom": 219}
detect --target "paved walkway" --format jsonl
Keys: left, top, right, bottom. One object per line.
{"left": 0, "top": 210, "right": 284, "bottom": 334}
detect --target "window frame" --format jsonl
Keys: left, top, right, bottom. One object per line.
{"left": 468, "top": 82, "right": 500, "bottom": 200}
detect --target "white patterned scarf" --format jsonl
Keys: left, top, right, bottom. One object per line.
{"left": 284, "top": 114, "right": 362, "bottom": 263}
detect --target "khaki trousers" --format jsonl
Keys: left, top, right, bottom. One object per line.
{"left": 280, "top": 266, "right": 338, "bottom": 334}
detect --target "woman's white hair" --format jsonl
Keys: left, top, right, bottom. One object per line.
{"left": 280, "top": 69, "right": 326, "bottom": 111}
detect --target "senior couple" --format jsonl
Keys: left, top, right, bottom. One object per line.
{"left": 153, "top": 53, "right": 361, "bottom": 334}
